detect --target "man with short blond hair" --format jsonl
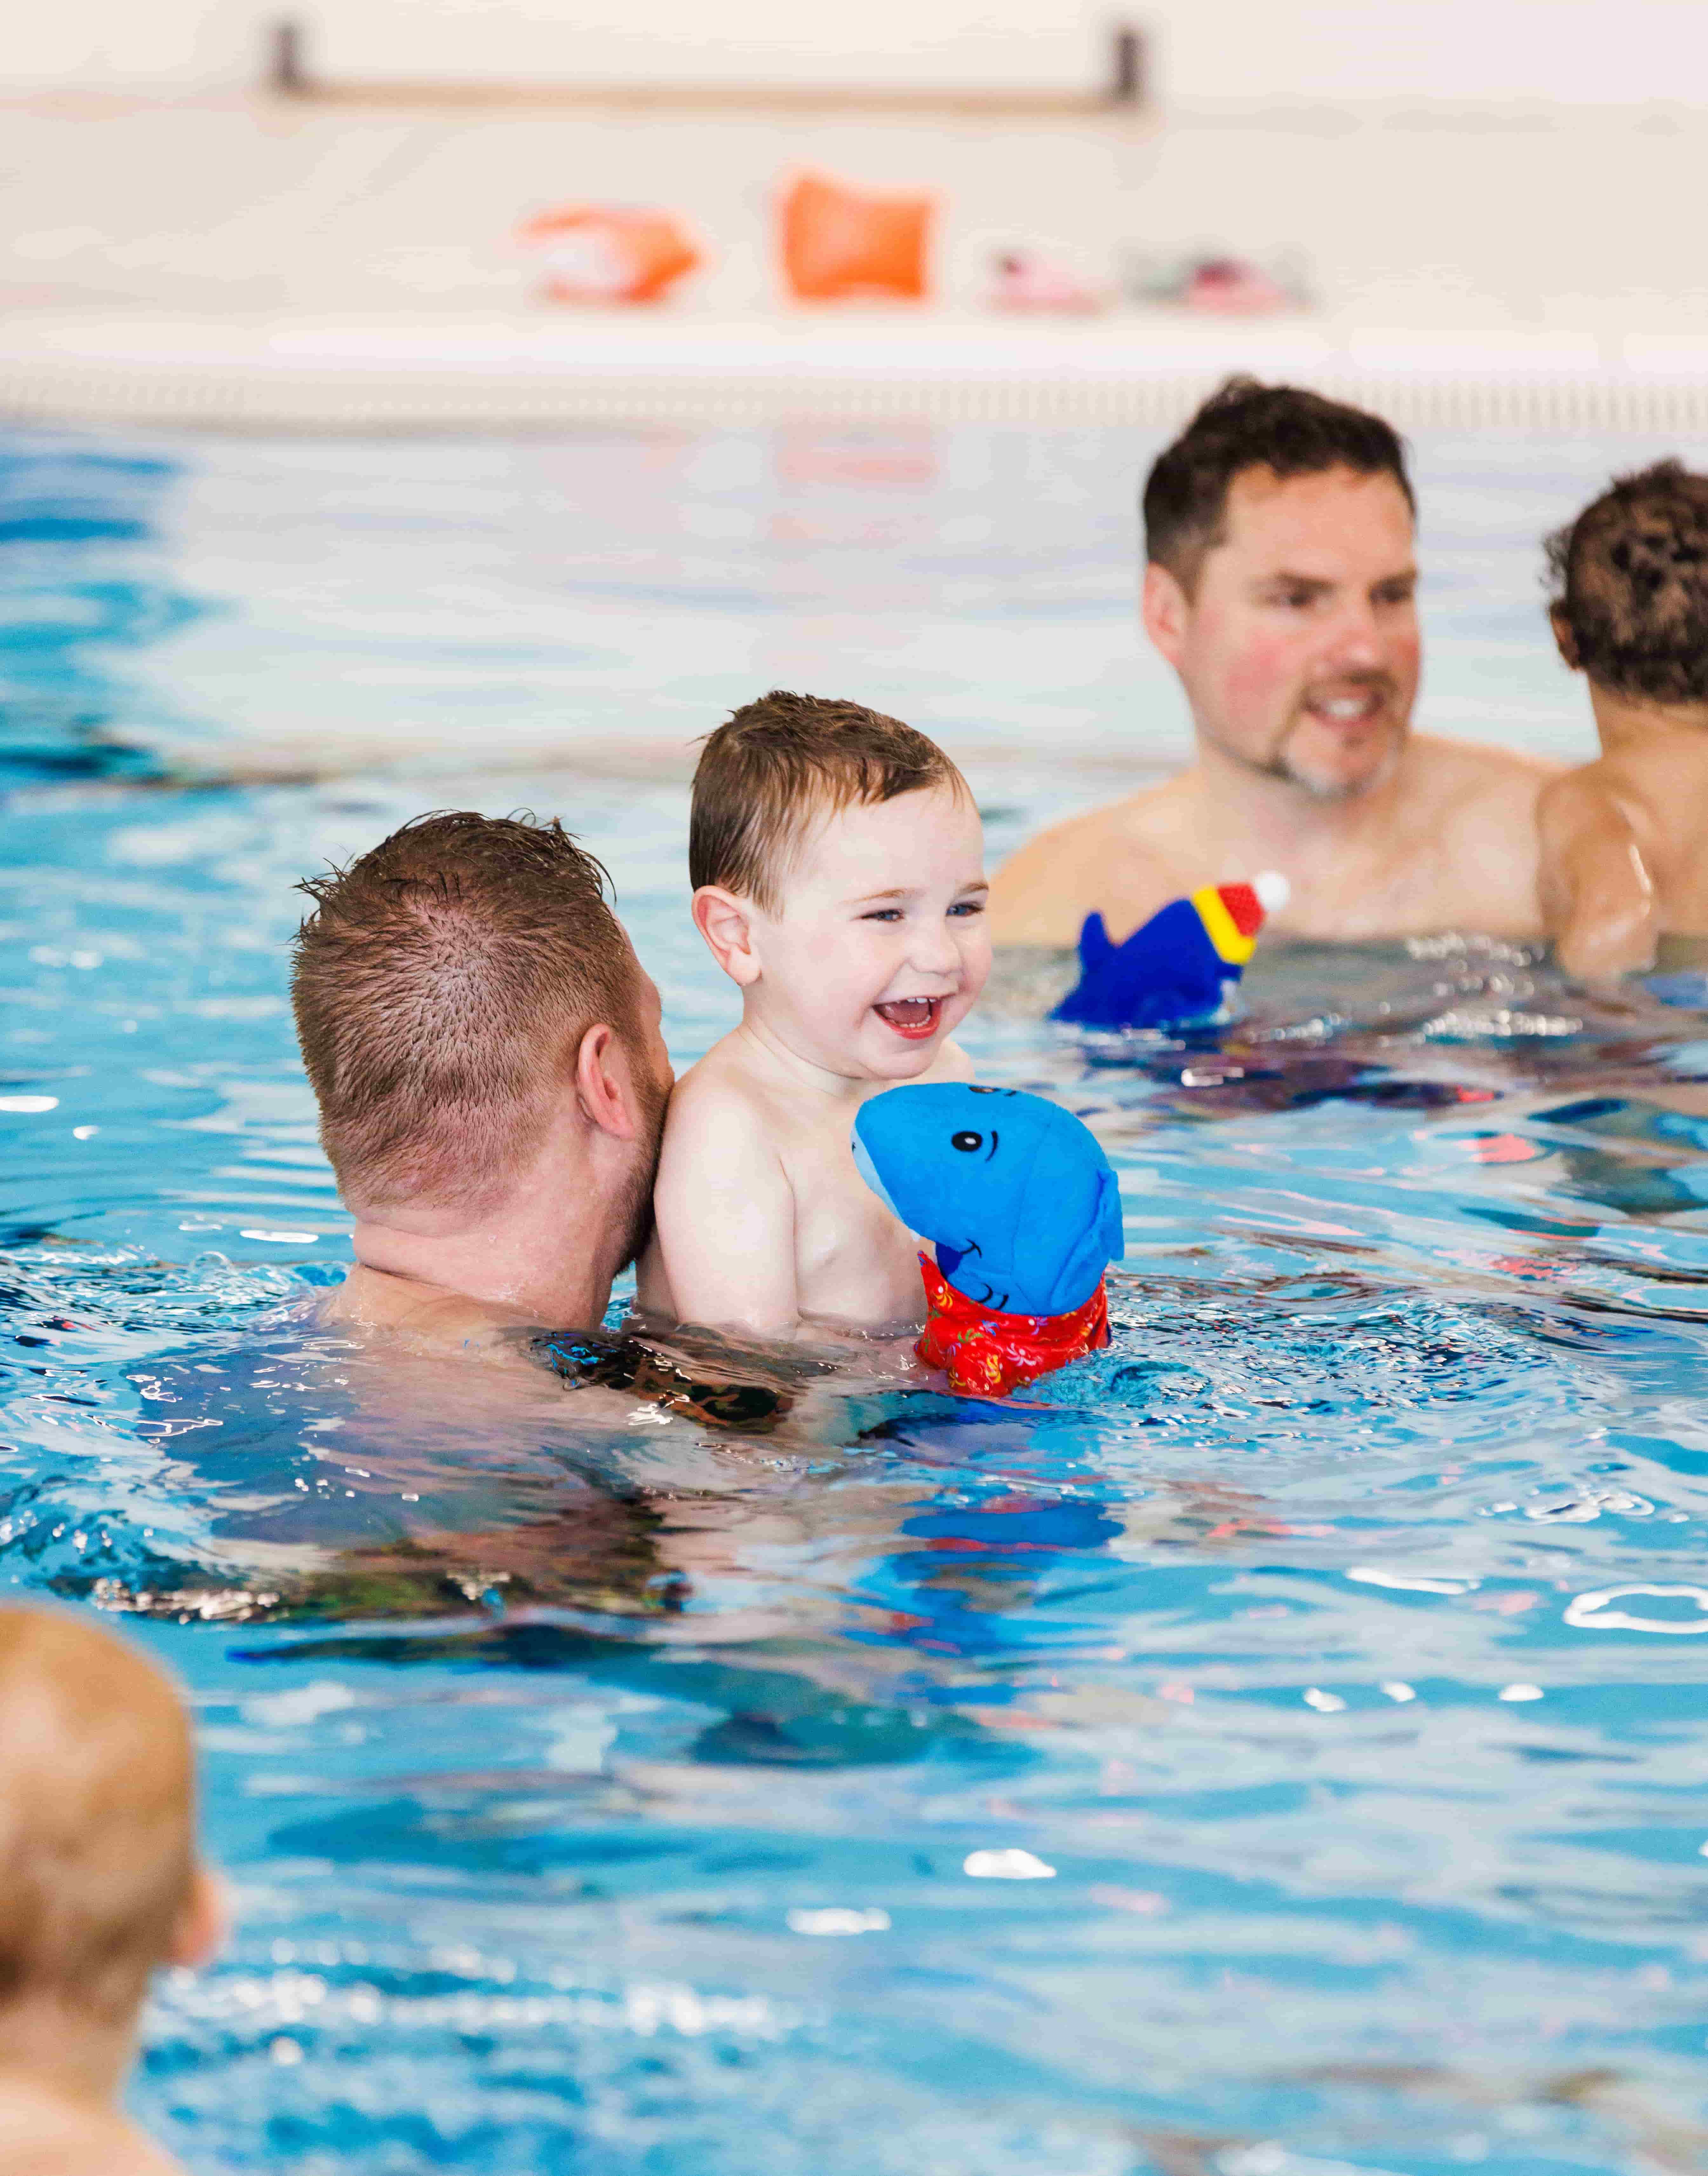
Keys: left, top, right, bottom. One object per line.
{"left": 990, "top": 377, "right": 1557, "bottom": 949}
{"left": 292, "top": 810, "right": 673, "bottom": 1346}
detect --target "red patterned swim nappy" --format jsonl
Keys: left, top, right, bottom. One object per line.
{"left": 914, "top": 1253, "right": 1110, "bottom": 1396}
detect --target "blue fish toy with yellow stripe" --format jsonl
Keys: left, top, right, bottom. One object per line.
{"left": 1053, "top": 872, "right": 1289, "bottom": 1030}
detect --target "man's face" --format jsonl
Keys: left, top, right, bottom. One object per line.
{"left": 1146, "top": 464, "right": 1421, "bottom": 800}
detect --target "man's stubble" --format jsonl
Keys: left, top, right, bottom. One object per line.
{"left": 611, "top": 1046, "right": 673, "bottom": 1274}
{"left": 1212, "top": 676, "right": 1408, "bottom": 806}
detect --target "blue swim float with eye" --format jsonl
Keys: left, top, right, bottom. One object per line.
{"left": 852, "top": 1083, "right": 1124, "bottom": 1394}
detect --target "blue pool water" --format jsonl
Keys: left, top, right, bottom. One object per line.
{"left": 5, "top": 421, "right": 1708, "bottom": 2174}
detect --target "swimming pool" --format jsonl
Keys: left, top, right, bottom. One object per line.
{"left": 5, "top": 418, "right": 1708, "bottom": 2175}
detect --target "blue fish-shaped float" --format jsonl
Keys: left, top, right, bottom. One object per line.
{"left": 1053, "top": 872, "right": 1290, "bottom": 1031}
{"left": 853, "top": 1081, "right": 1124, "bottom": 1325}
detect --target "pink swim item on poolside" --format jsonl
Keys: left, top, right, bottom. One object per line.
{"left": 519, "top": 206, "right": 701, "bottom": 304}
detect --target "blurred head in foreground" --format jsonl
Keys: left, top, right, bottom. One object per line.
{"left": 0, "top": 1602, "right": 223, "bottom": 2170}
{"left": 293, "top": 812, "right": 673, "bottom": 1328}
{"left": 1547, "top": 460, "right": 1708, "bottom": 709}
{"left": 1141, "top": 376, "right": 1420, "bottom": 801}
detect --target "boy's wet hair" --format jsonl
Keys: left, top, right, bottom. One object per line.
{"left": 1546, "top": 460, "right": 1708, "bottom": 705}
{"left": 690, "top": 690, "right": 968, "bottom": 913}
{"left": 1144, "top": 375, "right": 1415, "bottom": 594}
{"left": 293, "top": 812, "right": 650, "bottom": 1215}
{"left": 0, "top": 1604, "right": 196, "bottom": 2026}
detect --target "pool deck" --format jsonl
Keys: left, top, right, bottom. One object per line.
{"left": 4, "top": 88, "right": 1708, "bottom": 430}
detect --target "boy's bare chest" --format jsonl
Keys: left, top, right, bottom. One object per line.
{"left": 778, "top": 1112, "right": 924, "bottom": 1325}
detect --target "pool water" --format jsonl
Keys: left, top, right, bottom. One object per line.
{"left": 5, "top": 421, "right": 1708, "bottom": 2175}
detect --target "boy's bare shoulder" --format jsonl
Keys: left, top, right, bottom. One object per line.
{"left": 659, "top": 1038, "right": 799, "bottom": 1156}
{"left": 0, "top": 2085, "right": 183, "bottom": 2176}
{"left": 1537, "top": 757, "right": 1628, "bottom": 830}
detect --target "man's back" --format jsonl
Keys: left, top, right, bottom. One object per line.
{"left": 991, "top": 734, "right": 1558, "bottom": 950}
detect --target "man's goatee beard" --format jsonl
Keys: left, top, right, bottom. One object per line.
{"left": 1257, "top": 720, "right": 1405, "bottom": 803}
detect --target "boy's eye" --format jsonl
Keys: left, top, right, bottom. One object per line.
{"left": 860, "top": 908, "right": 904, "bottom": 923}
{"left": 948, "top": 899, "right": 985, "bottom": 917}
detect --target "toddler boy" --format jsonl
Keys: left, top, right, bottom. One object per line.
{"left": 1540, "top": 460, "right": 1708, "bottom": 977}
{"left": 0, "top": 1602, "right": 225, "bottom": 2175}
{"left": 641, "top": 690, "right": 990, "bottom": 1335}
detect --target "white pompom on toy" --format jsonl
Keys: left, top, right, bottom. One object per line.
{"left": 1253, "top": 870, "right": 1291, "bottom": 915}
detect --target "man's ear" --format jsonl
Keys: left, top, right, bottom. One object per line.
{"left": 574, "top": 1022, "right": 649, "bottom": 1143}
{"left": 170, "top": 1864, "right": 230, "bottom": 1970}
{"left": 692, "top": 885, "right": 761, "bottom": 987}
{"left": 1550, "top": 607, "right": 1582, "bottom": 671}
{"left": 1142, "top": 560, "right": 1191, "bottom": 668}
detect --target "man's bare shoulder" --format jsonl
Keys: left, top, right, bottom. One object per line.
{"left": 1393, "top": 735, "right": 1560, "bottom": 938}
{"left": 1411, "top": 733, "right": 1563, "bottom": 815}
{"left": 988, "top": 784, "right": 1182, "bottom": 947}
{"left": 0, "top": 2083, "right": 182, "bottom": 2176}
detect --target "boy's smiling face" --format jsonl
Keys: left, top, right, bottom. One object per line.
{"left": 750, "top": 785, "right": 990, "bottom": 1080}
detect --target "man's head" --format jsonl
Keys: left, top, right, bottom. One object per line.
{"left": 689, "top": 691, "right": 989, "bottom": 1081}
{"left": 0, "top": 1604, "right": 222, "bottom": 2041}
{"left": 1547, "top": 460, "right": 1708, "bottom": 708}
{"left": 293, "top": 813, "right": 671, "bottom": 1278}
{"left": 1141, "top": 377, "right": 1420, "bottom": 800}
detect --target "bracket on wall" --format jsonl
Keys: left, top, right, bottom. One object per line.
{"left": 263, "top": 15, "right": 1150, "bottom": 115}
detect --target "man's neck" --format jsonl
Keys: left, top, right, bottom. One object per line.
{"left": 342, "top": 1222, "right": 615, "bottom": 1338}
{"left": 1184, "top": 736, "right": 1409, "bottom": 864}
{"left": 332, "top": 1098, "right": 644, "bottom": 1339}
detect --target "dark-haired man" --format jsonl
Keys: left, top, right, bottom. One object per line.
{"left": 292, "top": 811, "right": 673, "bottom": 1348}
{"left": 990, "top": 378, "right": 1557, "bottom": 948}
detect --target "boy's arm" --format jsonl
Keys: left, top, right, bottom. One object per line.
{"left": 652, "top": 1085, "right": 801, "bottom": 1337}
{"left": 1537, "top": 771, "right": 1659, "bottom": 979}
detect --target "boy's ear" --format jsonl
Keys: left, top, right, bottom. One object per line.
{"left": 1550, "top": 607, "right": 1582, "bottom": 671}
{"left": 692, "top": 885, "right": 761, "bottom": 988}
{"left": 170, "top": 1864, "right": 230, "bottom": 1970}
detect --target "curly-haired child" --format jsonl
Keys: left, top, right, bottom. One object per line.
{"left": 1541, "top": 460, "right": 1708, "bottom": 976}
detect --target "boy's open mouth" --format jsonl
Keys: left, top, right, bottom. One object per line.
{"left": 874, "top": 997, "right": 943, "bottom": 1040}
